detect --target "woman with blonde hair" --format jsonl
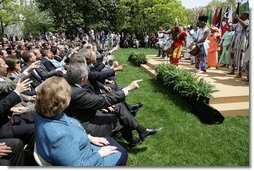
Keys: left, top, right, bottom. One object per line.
{"left": 34, "top": 76, "right": 127, "bottom": 166}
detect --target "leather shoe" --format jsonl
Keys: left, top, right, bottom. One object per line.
{"left": 131, "top": 102, "right": 143, "bottom": 110}
{"left": 128, "top": 137, "right": 142, "bottom": 148}
{"left": 130, "top": 108, "right": 139, "bottom": 117}
{"left": 139, "top": 127, "right": 162, "bottom": 141}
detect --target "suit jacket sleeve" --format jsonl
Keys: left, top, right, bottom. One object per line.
{"left": 88, "top": 69, "right": 115, "bottom": 81}
{"left": 0, "top": 91, "right": 21, "bottom": 115}
{"left": 41, "top": 58, "right": 56, "bottom": 72}
{"left": 36, "top": 67, "right": 63, "bottom": 80}
{"left": 94, "top": 62, "right": 105, "bottom": 72}
{"left": 73, "top": 87, "right": 125, "bottom": 111}
{"left": 0, "top": 73, "right": 27, "bottom": 95}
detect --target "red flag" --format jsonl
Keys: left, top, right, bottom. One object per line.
{"left": 215, "top": 7, "right": 223, "bottom": 29}
{"left": 212, "top": 8, "right": 218, "bottom": 26}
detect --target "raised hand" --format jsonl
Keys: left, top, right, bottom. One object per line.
{"left": 25, "top": 61, "right": 41, "bottom": 72}
{"left": 114, "top": 65, "right": 124, "bottom": 72}
{"left": 15, "top": 79, "right": 33, "bottom": 94}
{"left": 125, "top": 79, "right": 143, "bottom": 92}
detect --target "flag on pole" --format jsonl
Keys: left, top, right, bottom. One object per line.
{"left": 233, "top": 2, "right": 240, "bottom": 24}
{"left": 212, "top": 8, "right": 218, "bottom": 26}
{"left": 221, "top": 7, "right": 230, "bottom": 35}
{"left": 242, "top": 2, "right": 249, "bottom": 11}
{"left": 236, "top": 2, "right": 240, "bottom": 16}
{"left": 228, "top": 5, "right": 233, "bottom": 22}
{"left": 215, "top": 7, "right": 223, "bottom": 29}
{"left": 207, "top": 10, "right": 213, "bottom": 26}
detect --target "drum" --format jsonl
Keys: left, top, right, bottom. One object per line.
{"left": 156, "top": 41, "right": 164, "bottom": 48}
{"left": 188, "top": 45, "right": 200, "bottom": 56}
{"left": 164, "top": 40, "right": 174, "bottom": 54}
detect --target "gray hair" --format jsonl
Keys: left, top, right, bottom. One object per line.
{"left": 65, "top": 63, "right": 89, "bottom": 85}
{"left": 78, "top": 47, "right": 93, "bottom": 59}
{"left": 69, "top": 52, "right": 87, "bottom": 64}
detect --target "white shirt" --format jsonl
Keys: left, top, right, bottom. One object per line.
{"left": 157, "top": 32, "right": 164, "bottom": 42}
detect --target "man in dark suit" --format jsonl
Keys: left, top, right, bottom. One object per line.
{"left": 78, "top": 46, "right": 141, "bottom": 115}
{"left": 64, "top": 63, "right": 162, "bottom": 148}
{"left": 21, "top": 51, "right": 64, "bottom": 88}
{"left": 40, "top": 49, "right": 57, "bottom": 72}
{"left": 0, "top": 79, "right": 35, "bottom": 148}
{"left": 0, "top": 138, "right": 25, "bottom": 166}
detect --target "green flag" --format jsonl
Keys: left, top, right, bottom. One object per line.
{"left": 208, "top": 10, "right": 213, "bottom": 26}
{"left": 242, "top": 2, "right": 249, "bottom": 12}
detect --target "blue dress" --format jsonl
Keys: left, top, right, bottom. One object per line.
{"left": 35, "top": 113, "right": 121, "bottom": 166}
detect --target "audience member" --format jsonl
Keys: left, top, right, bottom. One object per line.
{"left": 207, "top": 26, "right": 221, "bottom": 69}
{"left": 35, "top": 76, "right": 128, "bottom": 166}
{"left": 64, "top": 62, "right": 162, "bottom": 148}
{"left": 0, "top": 138, "right": 25, "bottom": 166}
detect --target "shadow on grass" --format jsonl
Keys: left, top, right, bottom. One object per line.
{"left": 146, "top": 78, "right": 192, "bottom": 114}
{"left": 146, "top": 78, "right": 225, "bottom": 125}
{"left": 128, "top": 147, "right": 148, "bottom": 154}
{"left": 118, "top": 141, "right": 148, "bottom": 154}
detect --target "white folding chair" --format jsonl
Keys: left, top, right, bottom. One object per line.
{"left": 33, "top": 144, "right": 53, "bottom": 166}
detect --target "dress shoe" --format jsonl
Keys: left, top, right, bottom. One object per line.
{"left": 139, "top": 127, "right": 162, "bottom": 141}
{"left": 130, "top": 108, "right": 139, "bottom": 117}
{"left": 128, "top": 137, "right": 142, "bottom": 148}
{"left": 131, "top": 102, "right": 143, "bottom": 110}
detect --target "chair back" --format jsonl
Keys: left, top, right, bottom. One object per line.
{"left": 33, "top": 144, "right": 53, "bottom": 166}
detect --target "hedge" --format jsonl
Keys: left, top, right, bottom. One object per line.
{"left": 156, "top": 64, "right": 218, "bottom": 102}
{"left": 128, "top": 52, "right": 147, "bottom": 66}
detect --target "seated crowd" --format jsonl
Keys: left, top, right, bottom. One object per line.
{"left": 0, "top": 36, "right": 162, "bottom": 166}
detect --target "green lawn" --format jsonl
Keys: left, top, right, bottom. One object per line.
{"left": 112, "top": 48, "right": 249, "bottom": 166}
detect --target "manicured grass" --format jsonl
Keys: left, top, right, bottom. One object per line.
{"left": 113, "top": 48, "right": 249, "bottom": 166}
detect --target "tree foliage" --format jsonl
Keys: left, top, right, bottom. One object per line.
{"left": 35, "top": 0, "right": 117, "bottom": 34}
{"left": 115, "top": 0, "right": 189, "bottom": 34}
{"left": 34, "top": 0, "right": 188, "bottom": 35}
{"left": 0, "top": 0, "right": 24, "bottom": 39}
{"left": 22, "top": 1, "right": 55, "bottom": 35}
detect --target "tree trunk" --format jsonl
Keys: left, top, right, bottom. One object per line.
{"left": 0, "top": 20, "right": 4, "bottom": 46}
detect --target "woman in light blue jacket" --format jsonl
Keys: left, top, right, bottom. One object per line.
{"left": 34, "top": 76, "right": 127, "bottom": 166}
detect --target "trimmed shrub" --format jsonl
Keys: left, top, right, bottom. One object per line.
{"left": 156, "top": 64, "right": 217, "bottom": 102}
{"left": 128, "top": 52, "right": 147, "bottom": 66}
